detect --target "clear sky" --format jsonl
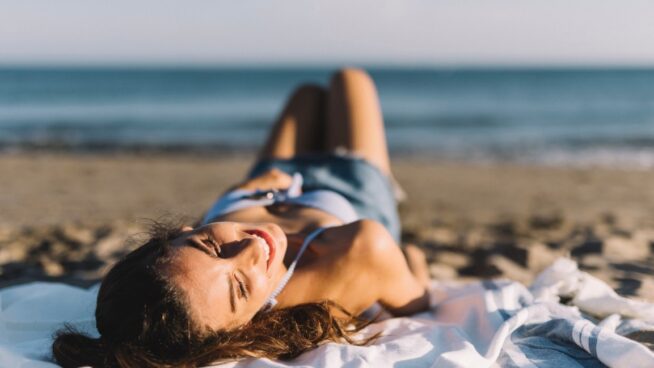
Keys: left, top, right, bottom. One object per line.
{"left": 1, "top": 0, "right": 654, "bottom": 66}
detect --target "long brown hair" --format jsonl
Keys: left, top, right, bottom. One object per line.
{"left": 52, "top": 222, "right": 376, "bottom": 368}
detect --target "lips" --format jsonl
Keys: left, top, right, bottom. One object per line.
{"left": 244, "top": 229, "right": 276, "bottom": 271}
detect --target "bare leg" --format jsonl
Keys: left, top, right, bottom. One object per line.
{"left": 325, "top": 68, "right": 392, "bottom": 175}
{"left": 258, "top": 84, "right": 326, "bottom": 160}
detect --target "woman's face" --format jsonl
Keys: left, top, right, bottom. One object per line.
{"left": 166, "top": 222, "right": 288, "bottom": 330}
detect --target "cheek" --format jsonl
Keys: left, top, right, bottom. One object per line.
{"left": 251, "top": 273, "right": 273, "bottom": 301}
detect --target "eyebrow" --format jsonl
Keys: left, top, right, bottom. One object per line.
{"left": 228, "top": 276, "right": 236, "bottom": 313}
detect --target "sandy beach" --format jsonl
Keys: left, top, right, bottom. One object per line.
{"left": 1, "top": 152, "right": 653, "bottom": 301}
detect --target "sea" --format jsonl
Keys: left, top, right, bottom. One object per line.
{"left": 1, "top": 67, "right": 654, "bottom": 168}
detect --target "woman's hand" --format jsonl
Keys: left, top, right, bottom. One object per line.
{"left": 403, "top": 244, "right": 431, "bottom": 288}
{"left": 231, "top": 168, "right": 294, "bottom": 192}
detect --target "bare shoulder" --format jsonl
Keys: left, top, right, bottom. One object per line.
{"left": 315, "top": 219, "right": 399, "bottom": 313}
{"left": 338, "top": 220, "right": 429, "bottom": 316}
{"left": 328, "top": 219, "right": 399, "bottom": 267}
{"left": 326, "top": 219, "right": 393, "bottom": 246}
{"left": 305, "top": 220, "right": 428, "bottom": 316}
{"left": 286, "top": 219, "right": 422, "bottom": 315}
{"left": 303, "top": 219, "right": 398, "bottom": 274}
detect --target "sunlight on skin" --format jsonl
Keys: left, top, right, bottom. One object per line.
{"left": 167, "top": 222, "right": 288, "bottom": 330}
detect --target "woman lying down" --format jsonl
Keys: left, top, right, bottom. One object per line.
{"left": 52, "top": 68, "right": 432, "bottom": 367}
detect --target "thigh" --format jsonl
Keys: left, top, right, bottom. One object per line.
{"left": 257, "top": 84, "right": 326, "bottom": 160}
{"left": 325, "top": 68, "right": 392, "bottom": 176}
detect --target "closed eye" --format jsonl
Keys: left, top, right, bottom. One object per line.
{"left": 204, "top": 236, "right": 222, "bottom": 257}
{"left": 235, "top": 273, "right": 249, "bottom": 301}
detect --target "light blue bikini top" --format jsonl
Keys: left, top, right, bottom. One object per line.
{"left": 201, "top": 173, "right": 360, "bottom": 225}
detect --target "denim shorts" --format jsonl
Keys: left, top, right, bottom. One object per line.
{"left": 247, "top": 153, "right": 401, "bottom": 242}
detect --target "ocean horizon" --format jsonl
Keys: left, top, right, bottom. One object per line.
{"left": 1, "top": 66, "right": 654, "bottom": 168}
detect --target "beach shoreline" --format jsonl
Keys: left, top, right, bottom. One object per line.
{"left": 1, "top": 152, "right": 653, "bottom": 300}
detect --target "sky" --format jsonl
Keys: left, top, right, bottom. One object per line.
{"left": 1, "top": 0, "right": 654, "bottom": 67}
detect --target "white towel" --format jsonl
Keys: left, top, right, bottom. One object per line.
{"left": 1, "top": 259, "right": 652, "bottom": 367}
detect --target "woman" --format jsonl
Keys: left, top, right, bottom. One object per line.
{"left": 52, "top": 68, "right": 431, "bottom": 368}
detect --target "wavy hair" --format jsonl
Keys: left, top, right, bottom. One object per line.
{"left": 52, "top": 221, "right": 377, "bottom": 368}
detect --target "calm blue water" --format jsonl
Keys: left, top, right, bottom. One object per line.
{"left": 1, "top": 67, "right": 654, "bottom": 167}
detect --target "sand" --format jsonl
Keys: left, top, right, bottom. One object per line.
{"left": 1, "top": 152, "right": 653, "bottom": 300}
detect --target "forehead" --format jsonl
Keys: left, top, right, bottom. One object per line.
{"left": 167, "top": 245, "right": 236, "bottom": 330}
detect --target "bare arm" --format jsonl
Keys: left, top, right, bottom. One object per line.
{"left": 354, "top": 221, "right": 430, "bottom": 316}
{"left": 276, "top": 220, "right": 430, "bottom": 317}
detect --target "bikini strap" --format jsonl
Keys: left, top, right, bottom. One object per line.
{"left": 261, "top": 225, "right": 332, "bottom": 311}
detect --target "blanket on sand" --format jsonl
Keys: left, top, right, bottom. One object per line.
{"left": 1, "top": 259, "right": 653, "bottom": 367}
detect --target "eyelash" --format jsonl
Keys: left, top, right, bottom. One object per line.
{"left": 236, "top": 275, "right": 248, "bottom": 300}
{"left": 205, "top": 236, "right": 222, "bottom": 257}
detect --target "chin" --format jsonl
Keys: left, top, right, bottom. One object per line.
{"left": 271, "top": 251, "right": 284, "bottom": 272}
{"left": 270, "top": 223, "right": 287, "bottom": 246}
{"left": 271, "top": 253, "right": 287, "bottom": 279}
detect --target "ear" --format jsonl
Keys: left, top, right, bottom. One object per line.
{"left": 181, "top": 225, "right": 194, "bottom": 232}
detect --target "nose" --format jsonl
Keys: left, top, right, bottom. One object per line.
{"left": 239, "top": 238, "right": 264, "bottom": 270}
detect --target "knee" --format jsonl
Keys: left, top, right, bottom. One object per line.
{"left": 289, "top": 83, "right": 326, "bottom": 103}
{"left": 329, "top": 67, "right": 373, "bottom": 87}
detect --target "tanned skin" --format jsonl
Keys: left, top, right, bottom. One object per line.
{"left": 171, "top": 68, "right": 430, "bottom": 330}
